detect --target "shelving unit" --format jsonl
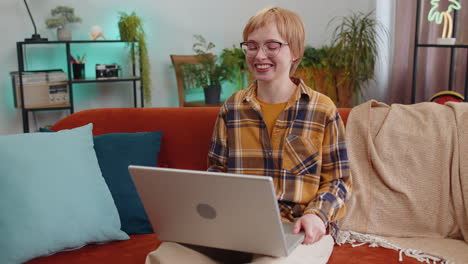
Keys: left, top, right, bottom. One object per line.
{"left": 16, "top": 40, "right": 143, "bottom": 133}
{"left": 411, "top": 0, "right": 468, "bottom": 103}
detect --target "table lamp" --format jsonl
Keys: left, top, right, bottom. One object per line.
{"left": 23, "top": 0, "right": 48, "bottom": 42}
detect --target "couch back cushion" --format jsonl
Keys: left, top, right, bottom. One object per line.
{"left": 51, "top": 107, "right": 350, "bottom": 171}
{"left": 52, "top": 108, "right": 219, "bottom": 170}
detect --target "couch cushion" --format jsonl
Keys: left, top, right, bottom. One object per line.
{"left": 40, "top": 128, "right": 163, "bottom": 235}
{"left": 25, "top": 234, "right": 421, "bottom": 264}
{"left": 0, "top": 124, "right": 129, "bottom": 264}
{"left": 25, "top": 234, "right": 161, "bottom": 264}
{"left": 93, "top": 131, "right": 162, "bottom": 234}
{"left": 50, "top": 107, "right": 220, "bottom": 170}
{"left": 50, "top": 108, "right": 350, "bottom": 172}
{"left": 329, "top": 244, "right": 421, "bottom": 264}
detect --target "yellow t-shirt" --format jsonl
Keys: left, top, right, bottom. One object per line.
{"left": 257, "top": 98, "right": 288, "bottom": 138}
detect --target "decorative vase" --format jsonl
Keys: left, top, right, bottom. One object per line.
{"left": 204, "top": 85, "right": 221, "bottom": 104}
{"left": 57, "top": 27, "right": 72, "bottom": 41}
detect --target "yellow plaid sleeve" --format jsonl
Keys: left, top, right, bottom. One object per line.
{"left": 304, "top": 109, "right": 352, "bottom": 231}
{"left": 207, "top": 105, "right": 228, "bottom": 172}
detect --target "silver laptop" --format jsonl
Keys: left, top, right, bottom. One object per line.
{"left": 129, "top": 165, "right": 304, "bottom": 257}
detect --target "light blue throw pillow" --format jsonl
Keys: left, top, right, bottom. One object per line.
{"left": 0, "top": 124, "right": 129, "bottom": 264}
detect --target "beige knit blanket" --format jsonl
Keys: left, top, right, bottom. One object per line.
{"left": 337, "top": 100, "right": 468, "bottom": 263}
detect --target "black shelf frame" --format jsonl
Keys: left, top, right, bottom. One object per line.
{"left": 16, "top": 40, "right": 143, "bottom": 133}
{"left": 24, "top": 106, "right": 72, "bottom": 111}
{"left": 411, "top": 0, "right": 468, "bottom": 103}
{"left": 72, "top": 77, "right": 141, "bottom": 83}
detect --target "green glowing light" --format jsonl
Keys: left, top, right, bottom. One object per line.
{"left": 428, "top": 0, "right": 461, "bottom": 24}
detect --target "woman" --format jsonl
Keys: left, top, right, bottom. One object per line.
{"left": 147, "top": 6, "right": 351, "bottom": 264}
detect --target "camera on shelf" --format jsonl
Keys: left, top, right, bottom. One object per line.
{"left": 95, "top": 64, "right": 120, "bottom": 78}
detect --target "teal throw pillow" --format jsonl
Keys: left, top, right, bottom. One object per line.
{"left": 40, "top": 128, "right": 163, "bottom": 234}
{"left": 0, "top": 124, "right": 129, "bottom": 264}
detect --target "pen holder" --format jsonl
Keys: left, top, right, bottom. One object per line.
{"left": 73, "top": 64, "right": 85, "bottom": 79}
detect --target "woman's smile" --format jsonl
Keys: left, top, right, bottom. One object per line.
{"left": 254, "top": 63, "right": 274, "bottom": 72}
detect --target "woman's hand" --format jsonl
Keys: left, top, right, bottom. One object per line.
{"left": 293, "top": 213, "right": 326, "bottom": 245}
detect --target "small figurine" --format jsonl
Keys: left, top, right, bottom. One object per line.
{"left": 89, "top": 25, "right": 106, "bottom": 40}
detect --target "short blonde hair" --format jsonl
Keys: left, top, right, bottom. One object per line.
{"left": 243, "top": 6, "right": 305, "bottom": 74}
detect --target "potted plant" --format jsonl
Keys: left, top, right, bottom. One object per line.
{"left": 296, "top": 45, "right": 336, "bottom": 95}
{"left": 327, "top": 11, "right": 385, "bottom": 107}
{"left": 118, "top": 12, "right": 151, "bottom": 104}
{"left": 220, "top": 45, "right": 248, "bottom": 91}
{"left": 45, "top": 6, "right": 82, "bottom": 41}
{"left": 296, "top": 45, "right": 345, "bottom": 104}
{"left": 180, "top": 35, "right": 239, "bottom": 104}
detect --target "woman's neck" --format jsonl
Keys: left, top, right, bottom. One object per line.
{"left": 257, "top": 77, "right": 297, "bottom": 103}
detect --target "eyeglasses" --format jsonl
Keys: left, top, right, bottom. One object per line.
{"left": 240, "top": 41, "right": 289, "bottom": 58}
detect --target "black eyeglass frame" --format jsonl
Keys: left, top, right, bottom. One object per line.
{"left": 239, "top": 41, "right": 289, "bottom": 58}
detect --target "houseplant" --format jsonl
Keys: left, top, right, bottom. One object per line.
{"left": 118, "top": 12, "right": 151, "bottom": 104}
{"left": 220, "top": 45, "right": 248, "bottom": 91}
{"left": 327, "top": 11, "right": 385, "bottom": 107}
{"left": 294, "top": 45, "right": 341, "bottom": 105}
{"left": 45, "top": 6, "right": 82, "bottom": 41}
{"left": 180, "top": 35, "right": 239, "bottom": 104}
{"left": 294, "top": 45, "right": 330, "bottom": 96}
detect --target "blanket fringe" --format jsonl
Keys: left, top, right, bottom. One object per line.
{"left": 336, "top": 231, "right": 451, "bottom": 264}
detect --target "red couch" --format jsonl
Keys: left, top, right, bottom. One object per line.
{"left": 26, "top": 107, "right": 419, "bottom": 264}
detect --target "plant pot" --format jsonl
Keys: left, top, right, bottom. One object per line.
{"left": 204, "top": 85, "right": 221, "bottom": 104}
{"left": 57, "top": 27, "right": 72, "bottom": 41}
{"left": 72, "top": 63, "right": 85, "bottom": 79}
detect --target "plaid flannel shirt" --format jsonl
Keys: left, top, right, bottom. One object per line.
{"left": 207, "top": 78, "right": 351, "bottom": 236}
